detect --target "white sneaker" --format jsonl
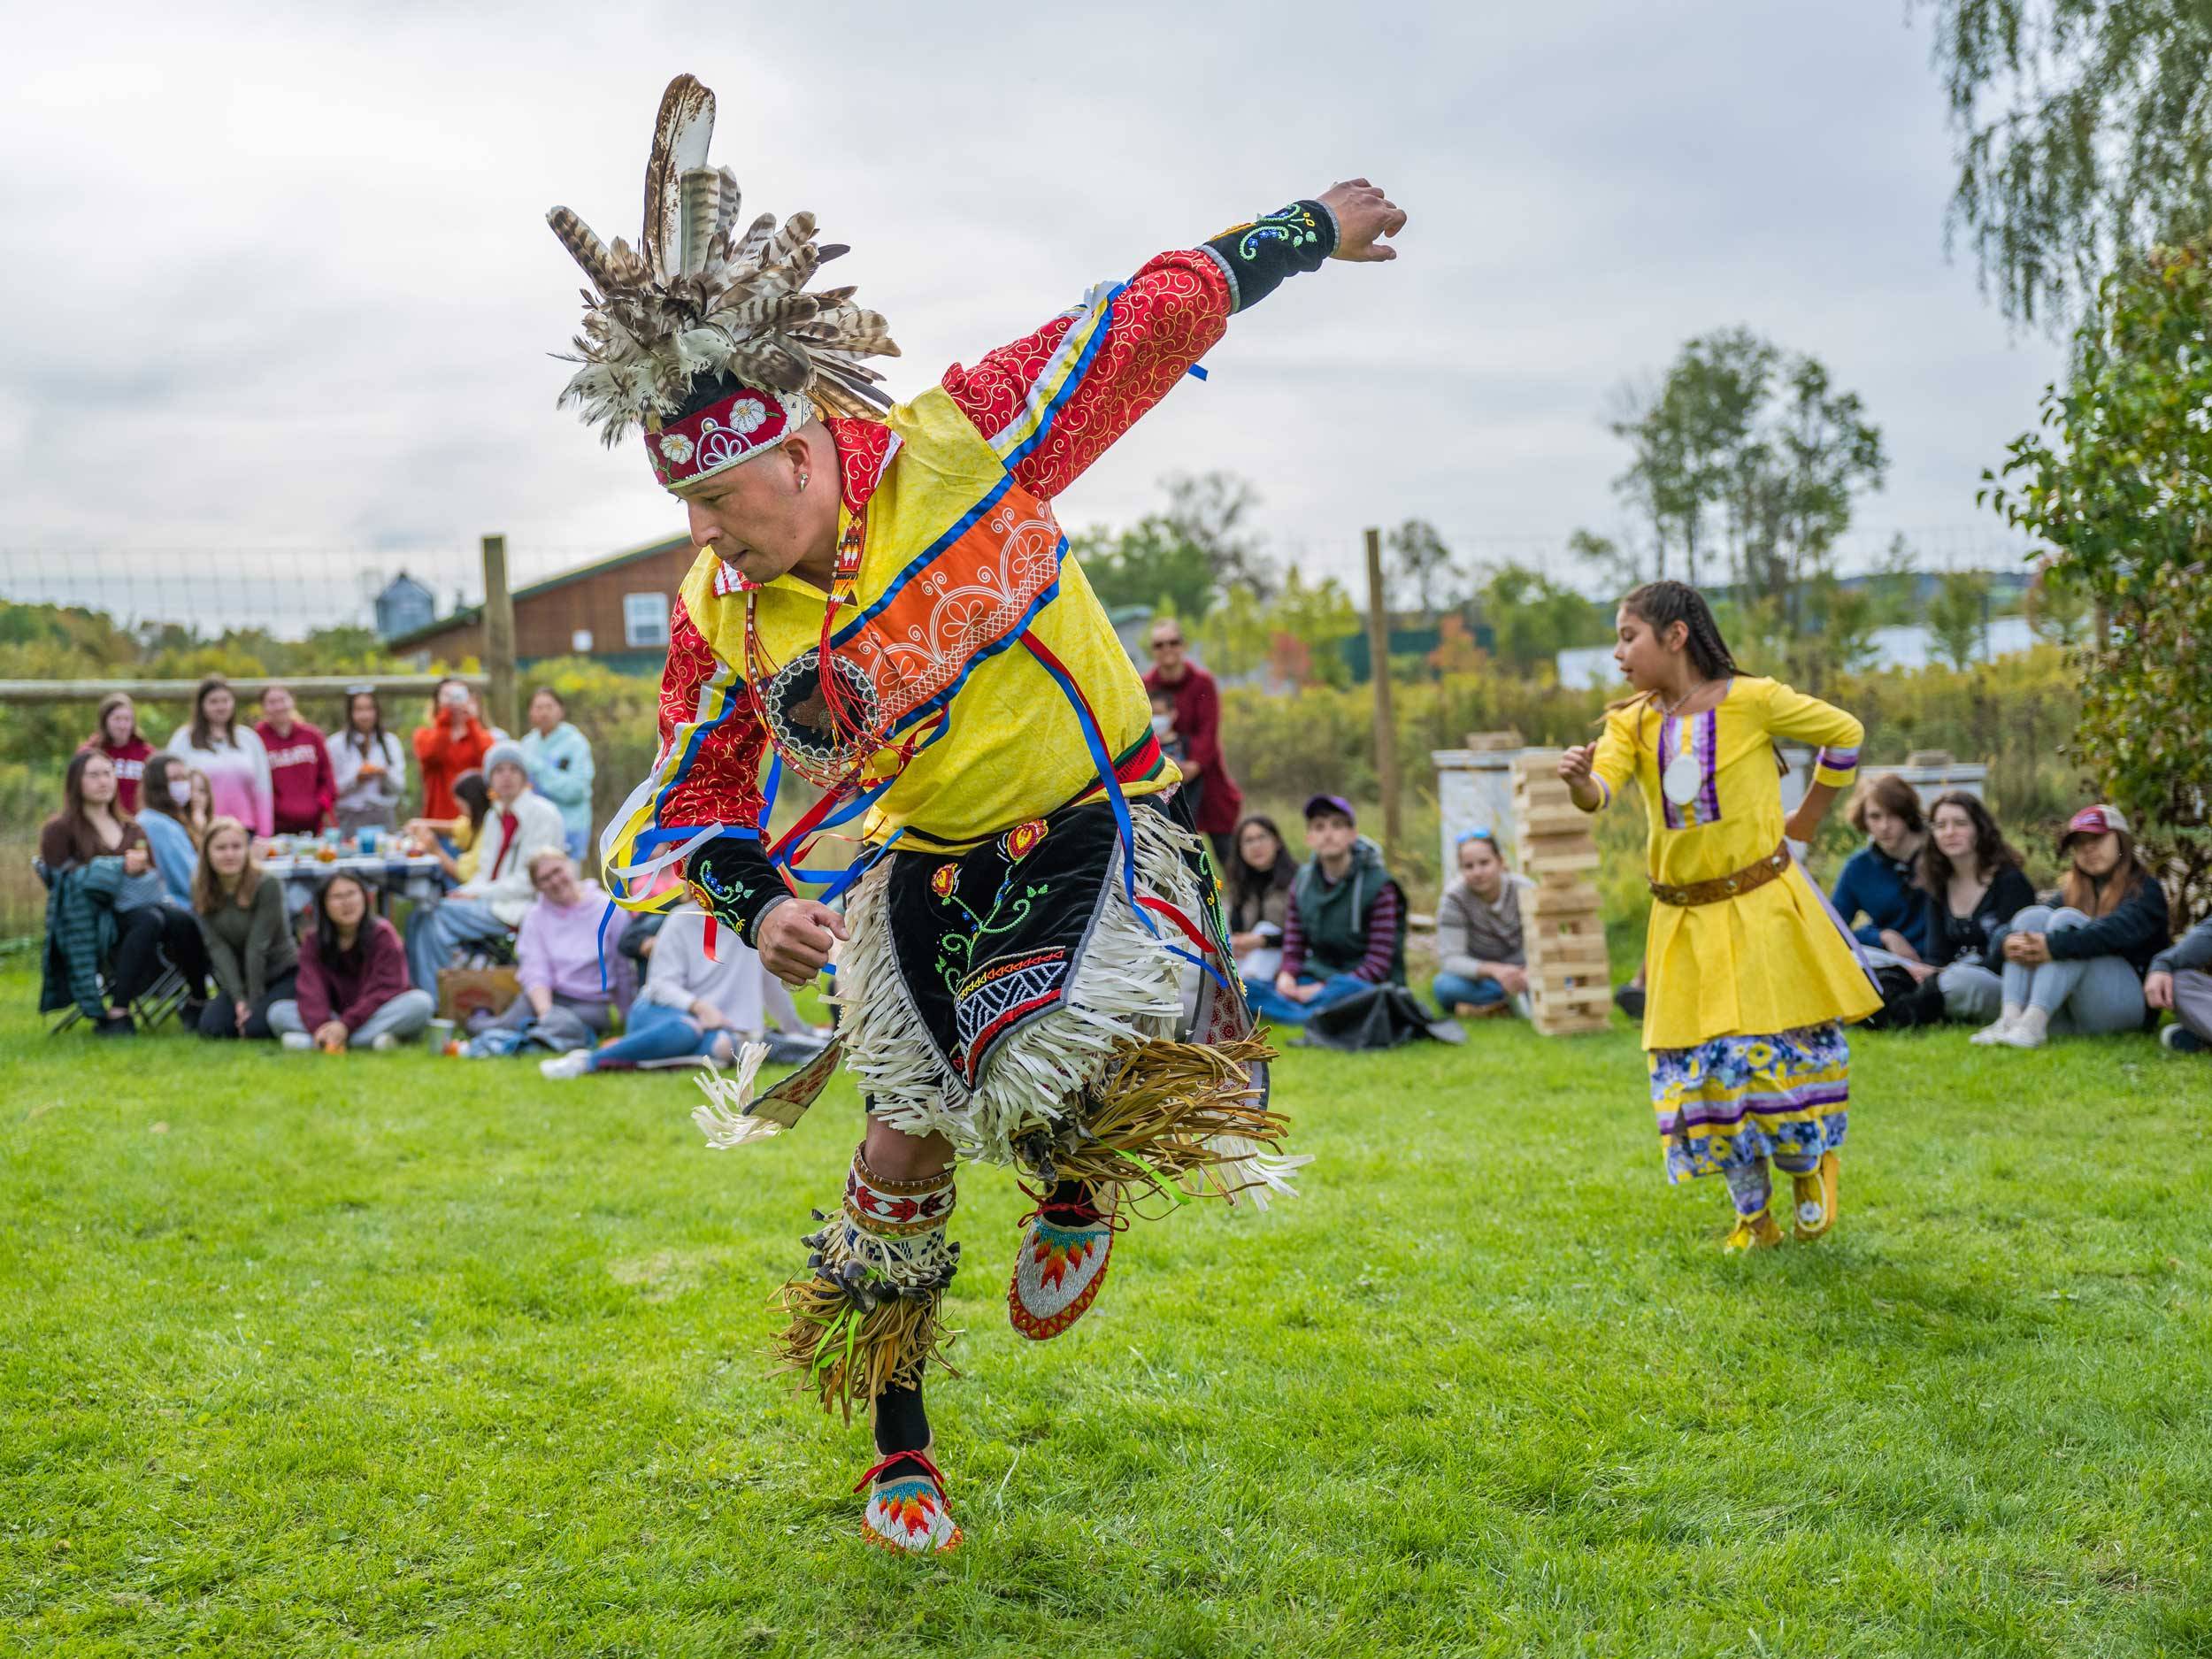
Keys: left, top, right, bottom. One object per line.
{"left": 539, "top": 1050, "right": 592, "bottom": 1080}
{"left": 370, "top": 1033, "right": 399, "bottom": 1052}
{"left": 1968, "top": 1017, "right": 2016, "bottom": 1046}
{"left": 1995, "top": 1009, "right": 2050, "bottom": 1049}
{"left": 280, "top": 1031, "right": 314, "bottom": 1051}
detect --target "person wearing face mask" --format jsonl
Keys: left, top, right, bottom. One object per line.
{"left": 403, "top": 742, "right": 567, "bottom": 992}
{"left": 166, "top": 676, "right": 273, "bottom": 839}
{"left": 81, "top": 693, "right": 154, "bottom": 814}
{"left": 134, "top": 754, "right": 204, "bottom": 908}
{"left": 1975, "top": 805, "right": 2171, "bottom": 1048}
{"left": 1830, "top": 773, "right": 1932, "bottom": 960}
{"left": 256, "top": 683, "right": 336, "bottom": 837}
{"left": 40, "top": 749, "right": 212, "bottom": 1035}
{"left": 1432, "top": 828, "right": 1532, "bottom": 1019}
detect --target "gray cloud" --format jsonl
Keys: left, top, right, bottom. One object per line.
{"left": 0, "top": 0, "right": 2059, "bottom": 611}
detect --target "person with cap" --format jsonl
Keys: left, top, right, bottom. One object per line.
{"left": 1432, "top": 826, "right": 1532, "bottom": 1018}
{"left": 1244, "top": 795, "right": 1406, "bottom": 1025}
{"left": 1975, "top": 804, "right": 2171, "bottom": 1048}
{"left": 549, "top": 73, "right": 1394, "bottom": 1552}
{"left": 403, "top": 740, "right": 567, "bottom": 994}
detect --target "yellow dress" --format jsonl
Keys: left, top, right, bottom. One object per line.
{"left": 1586, "top": 676, "right": 1880, "bottom": 1186}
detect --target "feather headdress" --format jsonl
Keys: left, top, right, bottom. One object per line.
{"left": 547, "top": 73, "right": 900, "bottom": 490}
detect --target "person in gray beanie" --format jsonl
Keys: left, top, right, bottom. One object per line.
{"left": 404, "top": 739, "right": 568, "bottom": 992}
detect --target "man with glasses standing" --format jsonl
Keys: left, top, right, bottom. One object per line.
{"left": 1143, "top": 619, "right": 1242, "bottom": 872}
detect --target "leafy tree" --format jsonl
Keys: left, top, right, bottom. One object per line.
{"left": 1161, "top": 472, "right": 1273, "bottom": 599}
{"left": 1265, "top": 565, "right": 1358, "bottom": 689}
{"left": 1983, "top": 234, "right": 2212, "bottom": 912}
{"left": 1384, "top": 518, "right": 1457, "bottom": 617}
{"left": 1071, "top": 517, "right": 1218, "bottom": 622}
{"left": 1472, "top": 564, "right": 1609, "bottom": 675}
{"left": 1916, "top": 0, "right": 2212, "bottom": 326}
{"left": 1928, "top": 571, "right": 1992, "bottom": 669}
{"left": 1863, "top": 534, "right": 1925, "bottom": 627}
{"left": 2024, "top": 558, "right": 2092, "bottom": 646}
{"left": 1606, "top": 330, "right": 1885, "bottom": 620}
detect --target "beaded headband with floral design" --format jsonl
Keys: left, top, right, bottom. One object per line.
{"left": 546, "top": 73, "right": 901, "bottom": 492}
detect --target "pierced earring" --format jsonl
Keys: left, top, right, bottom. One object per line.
{"left": 796, "top": 472, "right": 810, "bottom": 491}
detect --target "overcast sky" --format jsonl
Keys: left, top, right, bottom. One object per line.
{"left": 0, "top": 0, "right": 2061, "bottom": 613}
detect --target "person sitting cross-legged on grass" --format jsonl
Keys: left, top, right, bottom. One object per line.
{"left": 465, "top": 851, "right": 619, "bottom": 1054}
{"left": 1432, "top": 827, "right": 1532, "bottom": 1019}
{"left": 1224, "top": 814, "right": 1297, "bottom": 985}
{"left": 403, "top": 743, "right": 565, "bottom": 993}
{"left": 269, "top": 872, "right": 435, "bottom": 1052}
{"left": 192, "top": 817, "right": 297, "bottom": 1041}
{"left": 2146, "top": 914, "right": 2212, "bottom": 1056}
{"left": 540, "top": 906, "right": 825, "bottom": 1079}
{"left": 1243, "top": 794, "right": 1404, "bottom": 1026}
{"left": 1975, "top": 804, "right": 2170, "bottom": 1049}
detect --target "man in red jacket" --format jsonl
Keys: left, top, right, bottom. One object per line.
{"left": 1142, "top": 618, "right": 1242, "bottom": 871}
{"left": 257, "top": 684, "right": 336, "bottom": 835}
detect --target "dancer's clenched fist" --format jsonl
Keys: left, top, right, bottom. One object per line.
{"left": 757, "top": 899, "right": 848, "bottom": 985}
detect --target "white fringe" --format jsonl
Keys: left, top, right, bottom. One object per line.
{"left": 840, "top": 809, "right": 1204, "bottom": 1164}
{"left": 690, "top": 1042, "right": 782, "bottom": 1146}
{"left": 1205, "top": 1135, "right": 1317, "bottom": 1212}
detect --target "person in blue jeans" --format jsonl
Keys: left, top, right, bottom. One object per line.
{"left": 1431, "top": 827, "right": 1532, "bottom": 1018}
{"left": 538, "top": 905, "right": 825, "bottom": 1077}
{"left": 1244, "top": 794, "right": 1405, "bottom": 1025}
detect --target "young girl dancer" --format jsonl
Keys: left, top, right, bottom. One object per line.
{"left": 1560, "top": 582, "right": 1881, "bottom": 1250}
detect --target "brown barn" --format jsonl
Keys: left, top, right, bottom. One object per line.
{"left": 388, "top": 534, "right": 697, "bottom": 675}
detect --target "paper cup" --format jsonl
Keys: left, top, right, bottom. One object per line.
{"left": 426, "top": 1018, "right": 456, "bottom": 1050}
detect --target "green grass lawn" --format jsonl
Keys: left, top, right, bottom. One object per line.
{"left": 4, "top": 967, "right": 2209, "bottom": 1658}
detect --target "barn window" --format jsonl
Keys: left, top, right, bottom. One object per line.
{"left": 623, "top": 592, "right": 670, "bottom": 648}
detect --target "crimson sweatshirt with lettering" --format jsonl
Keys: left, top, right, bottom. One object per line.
{"left": 257, "top": 718, "right": 337, "bottom": 834}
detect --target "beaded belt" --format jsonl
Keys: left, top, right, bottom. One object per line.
{"left": 1648, "top": 843, "right": 1790, "bottom": 907}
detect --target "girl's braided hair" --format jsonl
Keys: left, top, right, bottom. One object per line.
{"left": 1603, "top": 580, "right": 1782, "bottom": 773}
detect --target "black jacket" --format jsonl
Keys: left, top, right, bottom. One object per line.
{"left": 1990, "top": 875, "right": 2170, "bottom": 981}
{"left": 1918, "top": 864, "right": 2037, "bottom": 970}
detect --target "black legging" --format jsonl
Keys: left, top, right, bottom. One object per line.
{"left": 111, "top": 906, "right": 211, "bottom": 1006}
{"left": 197, "top": 967, "right": 297, "bottom": 1041}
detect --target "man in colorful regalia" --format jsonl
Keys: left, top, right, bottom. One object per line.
{"left": 547, "top": 73, "right": 1407, "bottom": 1554}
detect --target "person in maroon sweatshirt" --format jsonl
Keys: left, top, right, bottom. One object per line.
{"left": 256, "top": 683, "right": 336, "bottom": 836}
{"left": 1141, "top": 618, "right": 1243, "bottom": 870}
{"left": 81, "top": 693, "right": 156, "bottom": 815}
{"left": 267, "top": 872, "right": 436, "bottom": 1050}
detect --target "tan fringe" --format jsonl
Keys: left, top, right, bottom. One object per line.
{"left": 1043, "top": 1034, "right": 1286, "bottom": 1205}
{"left": 769, "top": 1276, "right": 958, "bottom": 1424}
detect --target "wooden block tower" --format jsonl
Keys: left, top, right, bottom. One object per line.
{"left": 1511, "top": 751, "right": 1613, "bottom": 1035}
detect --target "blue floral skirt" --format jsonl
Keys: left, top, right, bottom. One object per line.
{"left": 1647, "top": 1022, "right": 1849, "bottom": 1184}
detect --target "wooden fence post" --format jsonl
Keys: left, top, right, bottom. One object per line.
{"left": 1364, "top": 526, "right": 1402, "bottom": 860}
{"left": 481, "top": 534, "right": 517, "bottom": 735}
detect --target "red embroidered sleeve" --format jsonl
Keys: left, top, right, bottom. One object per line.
{"left": 938, "top": 250, "right": 1233, "bottom": 500}
{"left": 653, "top": 593, "right": 770, "bottom": 833}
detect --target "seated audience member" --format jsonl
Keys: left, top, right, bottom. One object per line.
{"left": 472, "top": 851, "right": 619, "bottom": 1052}
{"left": 404, "top": 743, "right": 565, "bottom": 990}
{"left": 269, "top": 872, "right": 436, "bottom": 1051}
{"left": 330, "top": 687, "right": 409, "bottom": 836}
{"left": 81, "top": 692, "right": 154, "bottom": 813}
{"left": 1244, "top": 794, "right": 1404, "bottom": 1026}
{"left": 403, "top": 770, "right": 493, "bottom": 879}
{"left": 1432, "top": 827, "right": 1532, "bottom": 1018}
{"left": 256, "top": 683, "right": 336, "bottom": 836}
{"left": 1225, "top": 815, "right": 1296, "bottom": 983}
{"left": 180, "top": 765, "right": 215, "bottom": 845}
{"left": 1907, "top": 791, "right": 2036, "bottom": 1024}
{"left": 1976, "top": 803, "right": 2170, "bottom": 1048}
{"left": 192, "top": 817, "right": 299, "bottom": 1041}
{"left": 2147, "top": 915, "right": 2212, "bottom": 1055}
{"left": 541, "top": 905, "right": 823, "bottom": 1078}
{"left": 39, "top": 749, "right": 212, "bottom": 1036}
{"left": 1831, "top": 773, "right": 1932, "bottom": 959}
{"left": 518, "top": 687, "right": 596, "bottom": 863}
{"left": 134, "top": 754, "right": 204, "bottom": 909}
